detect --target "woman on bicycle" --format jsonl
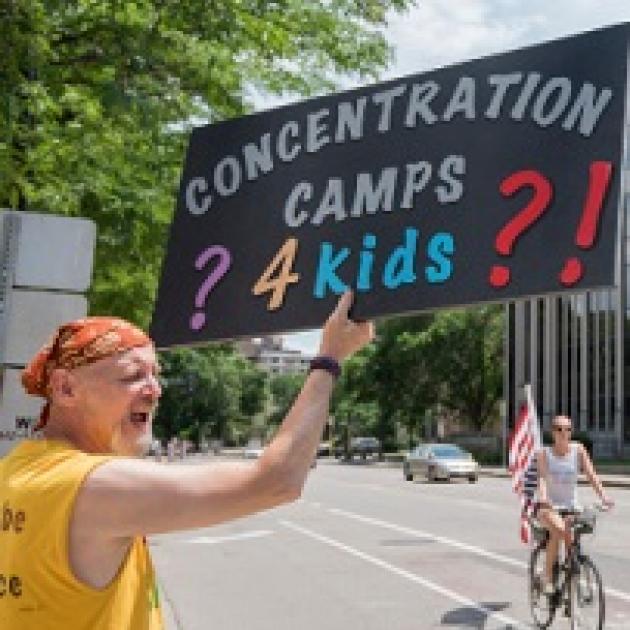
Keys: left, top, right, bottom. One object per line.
{"left": 536, "top": 415, "right": 614, "bottom": 595}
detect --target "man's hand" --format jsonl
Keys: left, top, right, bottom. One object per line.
{"left": 317, "top": 292, "right": 374, "bottom": 362}
{"left": 601, "top": 495, "right": 615, "bottom": 510}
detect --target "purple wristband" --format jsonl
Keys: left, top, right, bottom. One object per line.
{"left": 309, "top": 356, "right": 341, "bottom": 380}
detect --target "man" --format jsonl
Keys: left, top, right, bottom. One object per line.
{"left": 0, "top": 292, "right": 373, "bottom": 629}
{"left": 536, "top": 414, "right": 614, "bottom": 595}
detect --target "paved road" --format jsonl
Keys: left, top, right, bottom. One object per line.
{"left": 150, "top": 460, "right": 630, "bottom": 629}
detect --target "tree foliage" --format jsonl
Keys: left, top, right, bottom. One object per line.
{"left": 155, "top": 345, "right": 266, "bottom": 444}
{"left": 331, "top": 347, "right": 380, "bottom": 453}
{"left": 404, "top": 306, "right": 504, "bottom": 430}
{"left": 267, "top": 372, "right": 305, "bottom": 427}
{"left": 1, "top": 0, "right": 416, "bottom": 327}
{"left": 331, "top": 307, "right": 504, "bottom": 448}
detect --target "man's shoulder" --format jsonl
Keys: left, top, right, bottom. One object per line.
{"left": 1, "top": 438, "right": 114, "bottom": 488}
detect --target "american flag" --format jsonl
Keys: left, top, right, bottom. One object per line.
{"left": 508, "top": 384, "right": 542, "bottom": 544}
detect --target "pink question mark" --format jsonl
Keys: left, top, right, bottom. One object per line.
{"left": 190, "top": 246, "right": 232, "bottom": 331}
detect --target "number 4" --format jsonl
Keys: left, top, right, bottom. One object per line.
{"left": 252, "top": 238, "right": 300, "bottom": 310}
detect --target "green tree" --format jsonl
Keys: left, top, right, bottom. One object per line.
{"left": 155, "top": 345, "right": 267, "bottom": 445}
{"left": 267, "top": 372, "right": 305, "bottom": 426}
{"left": 365, "top": 314, "right": 436, "bottom": 449}
{"left": 404, "top": 306, "right": 504, "bottom": 430}
{"left": 1, "top": 0, "right": 416, "bottom": 327}
{"left": 334, "top": 308, "right": 503, "bottom": 447}
{"left": 239, "top": 359, "right": 268, "bottom": 419}
{"left": 331, "top": 347, "right": 380, "bottom": 455}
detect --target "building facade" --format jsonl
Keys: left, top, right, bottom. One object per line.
{"left": 505, "top": 195, "right": 630, "bottom": 457}
{"left": 237, "top": 336, "right": 312, "bottom": 375}
{"left": 504, "top": 84, "right": 630, "bottom": 459}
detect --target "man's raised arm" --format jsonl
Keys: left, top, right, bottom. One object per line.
{"left": 73, "top": 292, "right": 374, "bottom": 539}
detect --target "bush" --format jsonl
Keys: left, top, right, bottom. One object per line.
{"left": 474, "top": 450, "right": 503, "bottom": 465}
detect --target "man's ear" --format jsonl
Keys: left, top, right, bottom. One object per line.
{"left": 49, "top": 369, "right": 78, "bottom": 407}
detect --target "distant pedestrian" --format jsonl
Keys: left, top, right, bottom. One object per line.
{"left": 153, "top": 439, "right": 162, "bottom": 462}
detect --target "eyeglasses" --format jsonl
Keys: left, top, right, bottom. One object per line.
{"left": 552, "top": 426, "right": 572, "bottom": 433}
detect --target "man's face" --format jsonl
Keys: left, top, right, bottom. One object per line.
{"left": 71, "top": 345, "right": 162, "bottom": 456}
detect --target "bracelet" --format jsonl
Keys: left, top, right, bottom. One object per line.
{"left": 309, "top": 356, "right": 341, "bottom": 380}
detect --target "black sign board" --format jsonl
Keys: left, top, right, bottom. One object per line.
{"left": 151, "top": 24, "right": 628, "bottom": 347}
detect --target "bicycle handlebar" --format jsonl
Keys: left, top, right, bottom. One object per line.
{"left": 547, "top": 501, "right": 610, "bottom": 515}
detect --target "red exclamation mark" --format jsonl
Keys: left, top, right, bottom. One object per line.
{"left": 559, "top": 161, "right": 613, "bottom": 287}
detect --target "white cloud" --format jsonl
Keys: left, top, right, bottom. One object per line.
{"left": 282, "top": 329, "right": 320, "bottom": 355}
{"left": 384, "top": 0, "right": 540, "bottom": 78}
{"left": 386, "top": 0, "right": 630, "bottom": 80}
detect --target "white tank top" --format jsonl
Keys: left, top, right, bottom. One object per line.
{"left": 544, "top": 443, "right": 580, "bottom": 509}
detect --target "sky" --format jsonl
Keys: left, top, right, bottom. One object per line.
{"left": 279, "top": 0, "right": 630, "bottom": 354}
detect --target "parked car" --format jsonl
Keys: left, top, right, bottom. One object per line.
{"left": 244, "top": 443, "right": 316, "bottom": 468}
{"left": 350, "top": 436, "right": 381, "bottom": 459}
{"left": 403, "top": 443, "right": 479, "bottom": 483}
{"left": 243, "top": 440, "right": 265, "bottom": 459}
{"left": 317, "top": 441, "right": 332, "bottom": 456}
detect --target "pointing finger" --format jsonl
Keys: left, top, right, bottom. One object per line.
{"left": 333, "top": 291, "right": 354, "bottom": 320}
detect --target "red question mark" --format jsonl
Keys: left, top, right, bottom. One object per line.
{"left": 190, "top": 246, "right": 232, "bottom": 331}
{"left": 489, "top": 170, "right": 553, "bottom": 288}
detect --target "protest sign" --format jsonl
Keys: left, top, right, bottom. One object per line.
{"left": 151, "top": 24, "right": 627, "bottom": 346}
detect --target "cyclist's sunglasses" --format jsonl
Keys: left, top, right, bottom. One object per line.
{"left": 552, "top": 425, "right": 572, "bottom": 433}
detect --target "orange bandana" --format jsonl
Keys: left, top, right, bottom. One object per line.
{"left": 22, "top": 317, "right": 152, "bottom": 430}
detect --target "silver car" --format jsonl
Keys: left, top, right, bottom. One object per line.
{"left": 403, "top": 443, "right": 479, "bottom": 483}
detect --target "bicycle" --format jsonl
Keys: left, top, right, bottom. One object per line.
{"left": 528, "top": 504, "right": 606, "bottom": 630}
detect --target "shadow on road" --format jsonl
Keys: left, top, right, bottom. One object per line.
{"left": 440, "top": 601, "right": 512, "bottom": 629}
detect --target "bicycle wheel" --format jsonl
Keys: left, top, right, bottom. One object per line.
{"left": 569, "top": 556, "right": 605, "bottom": 630}
{"left": 529, "top": 543, "right": 556, "bottom": 629}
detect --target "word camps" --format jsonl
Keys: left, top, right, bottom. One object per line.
{"left": 185, "top": 71, "right": 613, "bottom": 220}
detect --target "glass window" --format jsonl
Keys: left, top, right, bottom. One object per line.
{"left": 609, "top": 289, "right": 619, "bottom": 310}
{"left": 431, "top": 445, "right": 466, "bottom": 458}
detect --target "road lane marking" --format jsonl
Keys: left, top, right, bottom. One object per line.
{"left": 327, "top": 507, "right": 630, "bottom": 604}
{"left": 606, "top": 587, "right": 630, "bottom": 603}
{"left": 185, "top": 530, "right": 273, "bottom": 545}
{"left": 329, "top": 507, "right": 524, "bottom": 568}
{"left": 280, "top": 519, "right": 527, "bottom": 629}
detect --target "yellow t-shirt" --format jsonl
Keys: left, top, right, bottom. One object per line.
{"left": 0, "top": 439, "right": 164, "bottom": 629}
